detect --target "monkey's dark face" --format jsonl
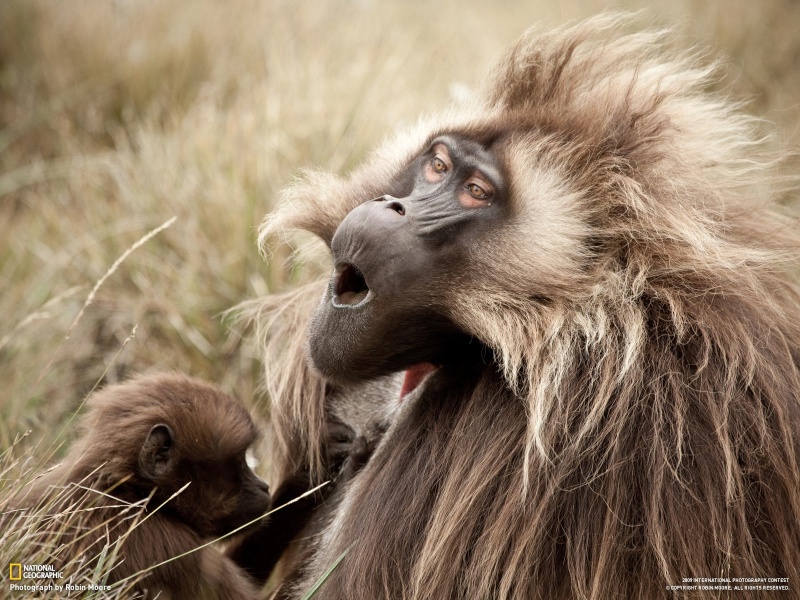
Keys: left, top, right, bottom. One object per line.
{"left": 139, "top": 424, "right": 271, "bottom": 538}
{"left": 310, "top": 135, "right": 506, "bottom": 381}
{"left": 180, "top": 451, "right": 272, "bottom": 537}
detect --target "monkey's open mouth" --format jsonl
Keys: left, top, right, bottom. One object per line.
{"left": 333, "top": 263, "right": 372, "bottom": 307}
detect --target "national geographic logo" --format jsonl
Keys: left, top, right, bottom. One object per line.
{"left": 7, "top": 563, "right": 63, "bottom": 580}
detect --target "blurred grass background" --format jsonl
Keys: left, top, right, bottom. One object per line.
{"left": 1, "top": 0, "right": 798, "bottom": 466}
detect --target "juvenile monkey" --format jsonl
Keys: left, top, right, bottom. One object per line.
{"left": 5, "top": 374, "right": 270, "bottom": 600}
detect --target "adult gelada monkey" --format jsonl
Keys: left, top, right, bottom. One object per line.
{"left": 4, "top": 374, "right": 270, "bottom": 600}
{"left": 257, "top": 14, "right": 800, "bottom": 600}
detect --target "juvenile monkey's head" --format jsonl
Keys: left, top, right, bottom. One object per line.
{"left": 76, "top": 374, "right": 270, "bottom": 537}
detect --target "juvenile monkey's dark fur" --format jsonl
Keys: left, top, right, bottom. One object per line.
{"left": 256, "top": 15, "right": 800, "bottom": 600}
{"left": 5, "top": 374, "right": 269, "bottom": 600}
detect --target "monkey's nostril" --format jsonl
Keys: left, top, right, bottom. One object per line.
{"left": 387, "top": 201, "right": 405, "bottom": 216}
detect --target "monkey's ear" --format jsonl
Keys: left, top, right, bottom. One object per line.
{"left": 139, "top": 423, "right": 175, "bottom": 480}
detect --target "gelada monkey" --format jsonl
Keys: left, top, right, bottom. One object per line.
{"left": 258, "top": 15, "right": 800, "bottom": 600}
{"left": 5, "top": 374, "right": 270, "bottom": 600}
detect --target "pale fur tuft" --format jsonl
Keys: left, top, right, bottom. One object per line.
{"left": 235, "top": 283, "right": 328, "bottom": 482}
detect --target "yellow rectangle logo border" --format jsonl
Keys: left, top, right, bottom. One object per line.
{"left": 9, "top": 563, "right": 22, "bottom": 580}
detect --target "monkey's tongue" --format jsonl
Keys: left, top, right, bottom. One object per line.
{"left": 400, "top": 363, "right": 438, "bottom": 401}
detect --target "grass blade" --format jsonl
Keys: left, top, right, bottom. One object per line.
{"left": 301, "top": 547, "right": 349, "bottom": 600}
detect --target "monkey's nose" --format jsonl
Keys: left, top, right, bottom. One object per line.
{"left": 374, "top": 195, "right": 406, "bottom": 216}
{"left": 386, "top": 201, "right": 406, "bottom": 216}
{"left": 256, "top": 478, "right": 269, "bottom": 494}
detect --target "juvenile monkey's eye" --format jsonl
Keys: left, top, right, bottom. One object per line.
{"left": 432, "top": 157, "right": 447, "bottom": 172}
{"left": 467, "top": 183, "right": 489, "bottom": 199}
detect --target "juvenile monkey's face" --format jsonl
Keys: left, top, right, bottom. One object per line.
{"left": 136, "top": 407, "right": 271, "bottom": 538}
{"left": 165, "top": 448, "right": 271, "bottom": 538}
{"left": 207, "top": 451, "right": 271, "bottom": 537}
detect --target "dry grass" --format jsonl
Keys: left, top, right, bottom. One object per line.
{"left": 1, "top": 0, "right": 799, "bottom": 596}
{"left": 2, "top": 464, "right": 153, "bottom": 599}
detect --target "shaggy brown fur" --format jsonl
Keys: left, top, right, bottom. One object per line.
{"left": 225, "top": 365, "right": 400, "bottom": 591}
{"left": 235, "top": 292, "right": 402, "bottom": 589}
{"left": 237, "top": 287, "right": 402, "bottom": 484}
{"left": 4, "top": 374, "right": 267, "bottom": 600}
{"left": 257, "top": 15, "right": 800, "bottom": 600}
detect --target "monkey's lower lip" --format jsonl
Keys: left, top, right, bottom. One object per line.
{"left": 332, "top": 262, "right": 373, "bottom": 307}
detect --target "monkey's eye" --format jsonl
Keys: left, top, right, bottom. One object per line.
{"left": 424, "top": 144, "right": 452, "bottom": 183}
{"left": 466, "top": 183, "right": 489, "bottom": 199}
{"left": 459, "top": 175, "right": 494, "bottom": 208}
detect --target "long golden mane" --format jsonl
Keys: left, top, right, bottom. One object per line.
{"left": 258, "top": 15, "right": 800, "bottom": 599}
